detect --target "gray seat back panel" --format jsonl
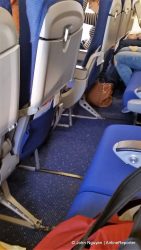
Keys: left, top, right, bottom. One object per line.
{"left": 102, "top": 0, "right": 122, "bottom": 53}
{"left": 116, "top": 0, "right": 132, "bottom": 40}
{"left": 0, "top": 8, "right": 19, "bottom": 137}
{"left": 30, "top": 0, "right": 84, "bottom": 108}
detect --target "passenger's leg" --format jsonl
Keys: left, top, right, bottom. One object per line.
{"left": 114, "top": 51, "right": 141, "bottom": 86}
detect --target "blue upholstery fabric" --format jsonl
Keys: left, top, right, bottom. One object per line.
{"left": 0, "top": 0, "right": 11, "bottom": 12}
{"left": 83, "top": 0, "right": 113, "bottom": 89}
{"left": 67, "top": 124, "right": 141, "bottom": 218}
{"left": 123, "top": 71, "right": 141, "bottom": 108}
{"left": 67, "top": 192, "right": 110, "bottom": 218}
{"left": 77, "top": 0, "right": 83, "bottom": 5}
{"left": 20, "top": 106, "right": 54, "bottom": 160}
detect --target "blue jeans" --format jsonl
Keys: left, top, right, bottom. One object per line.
{"left": 114, "top": 51, "right": 141, "bottom": 86}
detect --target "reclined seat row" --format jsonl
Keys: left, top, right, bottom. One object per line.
{"left": 0, "top": 0, "right": 84, "bottom": 229}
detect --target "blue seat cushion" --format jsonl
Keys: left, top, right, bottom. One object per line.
{"left": 20, "top": 106, "right": 54, "bottom": 160}
{"left": 67, "top": 192, "right": 110, "bottom": 218}
{"left": 123, "top": 71, "right": 141, "bottom": 108}
{"left": 67, "top": 124, "right": 141, "bottom": 218}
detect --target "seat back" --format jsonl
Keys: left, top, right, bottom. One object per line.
{"left": 19, "top": 0, "right": 83, "bottom": 108}
{"left": 31, "top": 1, "right": 84, "bottom": 108}
{"left": 125, "top": 0, "right": 135, "bottom": 32}
{"left": 83, "top": 0, "right": 122, "bottom": 89}
{"left": 0, "top": 7, "right": 19, "bottom": 138}
{"left": 0, "top": 5, "right": 19, "bottom": 183}
{"left": 13, "top": 0, "right": 84, "bottom": 159}
{"left": 61, "top": 0, "right": 123, "bottom": 109}
{"left": 116, "top": 0, "right": 132, "bottom": 40}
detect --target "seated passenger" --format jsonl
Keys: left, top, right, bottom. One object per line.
{"left": 81, "top": 0, "right": 99, "bottom": 50}
{"left": 114, "top": 33, "right": 141, "bottom": 86}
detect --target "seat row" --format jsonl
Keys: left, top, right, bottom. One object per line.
{"left": 0, "top": 0, "right": 138, "bottom": 230}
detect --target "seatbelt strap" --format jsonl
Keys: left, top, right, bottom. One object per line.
{"left": 73, "top": 167, "right": 141, "bottom": 250}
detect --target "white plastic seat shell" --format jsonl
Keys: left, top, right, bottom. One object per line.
{"left": 30, "top": 0, "right": 84, "bottom": 108}
{"left": 0, "top": 7, "right": 20, "bottom": 137}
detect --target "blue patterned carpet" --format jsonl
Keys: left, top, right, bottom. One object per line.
{"left": 0, "top": 95, "right": 133, "bottom": 250}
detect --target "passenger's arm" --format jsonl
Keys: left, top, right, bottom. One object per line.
{"left": 113, "top": 140, "right": 141, "bottom": 168}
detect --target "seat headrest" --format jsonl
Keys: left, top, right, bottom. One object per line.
{"left": 0, "top": 7, "right": 17, "bottom": 53}
{"left": 40, "top": 1, "right": 83, "bottom": 39}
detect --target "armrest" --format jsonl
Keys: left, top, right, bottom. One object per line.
{"left": 77, "top": 49, "right": 87, "bottom": 62}
{"left": 113, "top": 140, "right": 141, "bottom": 168}
{"left": 114, "top": 140, "right": 141, "bottom": 152}
{"left": 74, "top": 65, "right": 88, "bottom": 80}
{"left": 127, "top": 99, "right": 141, "bottom": 114}
{"left": 135, "top": 87, "right": 141, "bottom": 99}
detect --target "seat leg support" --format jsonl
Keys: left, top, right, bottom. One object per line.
{"left": 79, "top": 96, "right": 103, "bottom": 119}
{"left": 0, "top": 181, "right": 50, "bottom": 231}
{"left": 19, "top": 149, "right": 83, "bottom": 180}
{"left": 58, "top": 97, "right": 103, "bottom": 128}
{"left": 57, "top": 108, "right": 73, "bottom": 128}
